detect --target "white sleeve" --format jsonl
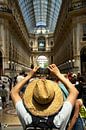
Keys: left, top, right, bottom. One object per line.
{"left": 16, "top": 100, "right": 32, "bottom": 125}
{"left": 53, "top": 101, "right": 73, "bottom": 129}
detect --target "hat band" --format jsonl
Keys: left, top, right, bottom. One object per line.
{"left": 33, "top": 92, "right": 55, "bottom": 105}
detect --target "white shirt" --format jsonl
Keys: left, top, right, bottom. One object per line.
{"left": 17, "top": 75, "right": 24, "bottom": 83}
{"left": 16, "top": 100, "right": 73, "bottom": 130}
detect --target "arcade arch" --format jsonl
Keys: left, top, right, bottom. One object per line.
{"left": 0, "top": 51, "right": 3, "bottom": 75}
{"left": 80, "top": 47, "right": 86, "bottom": 74}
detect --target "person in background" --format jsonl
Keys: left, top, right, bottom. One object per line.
{"left": 16, "top": 71, "right": 25, "bottom": 83}
{"left": 16, "top": 71, "right": 26, "bottom": 97}
{"left": 67, "top": 75, "right": 84, "bottom": 130}
{"left": 78, "top": 75, "right": 86, "bottom": 107}
{"left": 77, "top": 71, "right": 81, "bottom": 82}
{"left": 11, "top": 64, "right": 78, "bottom": 130}
{"left": 1, "top": 84, "right": 8, "bottom": 109}
{"left": 54, "top": 73, "right": 84, "bottom": 130}
{"left": 67, "top": 99, "right": 83, "bottom": 130}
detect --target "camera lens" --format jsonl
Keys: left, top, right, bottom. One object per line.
{"left": 36, "top": 68, "right": 50, "bottom": 75}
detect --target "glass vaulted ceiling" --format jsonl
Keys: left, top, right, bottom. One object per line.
{"left": 18, "top": 0, "right": 62, "bottom": 34}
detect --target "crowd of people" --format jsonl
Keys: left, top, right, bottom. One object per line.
{"left": 0, "top": 64, "right": 86, "bottom": 130}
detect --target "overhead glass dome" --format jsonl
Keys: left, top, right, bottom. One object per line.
{"left": 18, "top": 0, "right": 62, "bottom": 34}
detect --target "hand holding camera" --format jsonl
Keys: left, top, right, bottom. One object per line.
{"left": 36, "top": 67, "right": 50, "bottom": 75}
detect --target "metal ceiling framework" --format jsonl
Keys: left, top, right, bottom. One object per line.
{"left": 18, "top": 0, "right": 62, "bottom": 34}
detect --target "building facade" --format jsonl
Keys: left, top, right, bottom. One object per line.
{"left": 29, "top": 33, "right": 54, "bottom": 68}
{"left": 54, "top": 0, "right": 86, "bottom": 74}
{"left": 0, "top": 0, "right": 54, "bottom": 77}
{"left": 0, "top": 0, "right": 30, "bottom": 77}
{"left": 0, "top": 0, "right": 86, "bottom": 77}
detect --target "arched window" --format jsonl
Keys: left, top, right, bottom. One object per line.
{"left": 51, "top": 41, "right": 53, "bottom": 46}
{"left": 83, "top": 24, "right": 86, "bottom": 41}
{"left": 30, "top": 41, "right": 33, "bottom": 47}
{"left": 0, "top": 51, "right": 2, "bottom": 75}
{"left": 38, "top": 37, "right": 46, "bottom": 51}
{"left": 80, "top": 47, "right": 86, "bottom": 74}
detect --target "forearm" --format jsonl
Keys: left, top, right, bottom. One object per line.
{"left": 11, "top": 71, "right": 34, "bottom": 105}
{"left": 48, "top": 64, "right": 78, "bottom": 95}
{"left": 56, "top": 73, "right": 79, "bottom": 106}
{"left": 56, "top": 73, "right": 75, "bottom": 92}
{"left": 11, "top": 66, "right": 39, "bottom": 105}
{"left": 11, "top": 71, "right": 34, "bottom": 94}
{"left": 67, "top": 114, "right": 79, "bottom": 130}
{"left": 67, "top": 101, "right": 80, "bottom": 130}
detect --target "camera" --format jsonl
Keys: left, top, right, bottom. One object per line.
{"left": 36, "top": 67, "right": 50, "bottom": 75}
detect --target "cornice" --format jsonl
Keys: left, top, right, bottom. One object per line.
{"left": 31, "top": 51, "right": 54, "bottom": 56}
{"left": 69, "top": 6, "right": 86, "bottom": 18}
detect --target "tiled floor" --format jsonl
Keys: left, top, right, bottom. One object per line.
{"left": 0, "top": 101, "right": 22, "bottom": 130}
{"left": 1, "top": 126, "right": 23, "bottom": 130}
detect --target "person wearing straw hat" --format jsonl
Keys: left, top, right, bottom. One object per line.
{"left": 11, "top": 64, "right": 79, "bottom": 130}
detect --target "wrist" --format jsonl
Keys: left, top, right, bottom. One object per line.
{"left": 56, "top": 73, "right": 63, "bottom": 78}
{"left": 27, "top": 70, "right": 34, "bottom": 78}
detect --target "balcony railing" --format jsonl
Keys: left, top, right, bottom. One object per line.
{"left": 69, "top": 1, "right": 86, "bottom": 11}
{"left": 0, "top": 6, "right": 12, "bottom": 13}
{"left": 82, "top": 35, "right": 86, "bottom": 41}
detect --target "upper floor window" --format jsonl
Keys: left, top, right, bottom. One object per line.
{"left": 51, "top": 41, "right": 53, "bottom": 46}
{"left": 83, "top": 24, "right": 86, "bottom": 41}
{"left": 38, "top": 37, "right": 46, "bottom": 51}
{"left": 29, "top": 41, "right": 33, "bottom": 51}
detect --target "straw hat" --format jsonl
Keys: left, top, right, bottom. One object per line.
{"left": 23, "top": 79, "right": 63, "bottom": 117}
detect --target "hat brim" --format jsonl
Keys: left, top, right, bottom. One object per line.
{"left": 23, "top": 79, "right": 63, "bottom": 117}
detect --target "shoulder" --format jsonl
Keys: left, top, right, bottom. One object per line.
{"left": 15, "top": 100, "right": 27, "bottom": 117}
{"left": 76, "top": 99, "right": 83, "bottom": 107}
{"left": 54, "top": 101, "right": 73, "bottom": 120}
{"left": 16, "top": 100, "right": 24, "bottom": 109}
{"left": 61, "top": 101, "right": 73, "bottom": 113}
{"left": 53, "top": 101, "right": 73, "bottom": 129}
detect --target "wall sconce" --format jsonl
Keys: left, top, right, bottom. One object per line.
{"left": 68, "top": 60, "right": 71, "bottom": 63}
{"left": 72, "top": 59, "right": 75, "bottom": 62}
{"left": 12, "top": 61, "right": 14, "bottom": 64}
{"left": 8, "top": 61, "right": 10, "bottom": 64}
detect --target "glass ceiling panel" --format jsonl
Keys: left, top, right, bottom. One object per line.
{"left": 18, "top": 0, "right": 62, "bottom": 34}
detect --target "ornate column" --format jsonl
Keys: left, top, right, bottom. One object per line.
{"left": 73, "top": 23, "right": 81, "bottom": 72}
